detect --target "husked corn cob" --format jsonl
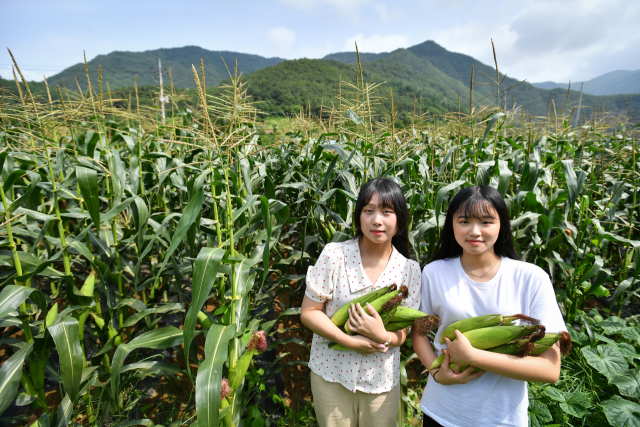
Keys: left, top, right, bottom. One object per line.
{"left": 439, "top": 314, "right": 539, "bottom": 344}
{"left": 331, "top": 284, "right": 396, "bottom": 327}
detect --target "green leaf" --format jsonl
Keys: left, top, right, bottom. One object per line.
{"left": 76, "top": 166, "right": 100, "bottom": 227}
{"left": 497, "top": 160, "right": 512, "bottom": 196}
{"left": 435, "top": 180, "right": 466, "bottom": 227}
{"left": 622, "top": 327, "right": 640, "bottom": 344}
{"left": 612, "top": 369, "right": 640, "bottom": 399}
{"left": 602, "top": 316, "right": 627, "bottom": 335}
{"left": 101, "top": 196, "right": 135, "bottom": 224}
{"left": 543, "top": 387, "right": 591, "bottom": 418}
{"left": 581, "top": 345, "right": 628, "bottom": 380}
{"left": 0, "top": 285, "right": 37, "bottom": 319}
{"left": 561, "top": 159, "right": 580, "bottom": 208}
{"left": 260, "top": 196, "right": 271, "bottom": 286}
{"left": 0, "top": 342, "right": 33, "bottom": 416}
{"left": 7, "top": 171, "right": 41, "bottom": 215}
{"left": 184, "top": 247, "right": 226, "bottom": 377}
{"left": 345, "top": 109, "right": 365, "bottom": 126}
{"left": 48, "top": 317, "right": 84, "bottom": 403}
{"left": 152, "top": 188, "right": 204, "bottom": 287}
{"left": 111, "top": 326, "right": 184, "bottom": 409}
{"left": 478, "top": 112, "right": 504, "bottom": 151}
{"left": 601, "top": 395, "right": 640, "bottom": 427}
{"left": 196, "top": 324, "right": 235, "bottom": 427}
{"left": 113, "top": 420, "right": 155, "bottom": 427}
{"left": 528, "top": 399, "right": 552, "bottom": 427}
{"left": 56, "top": 394, "right": 73, "bottom": 427}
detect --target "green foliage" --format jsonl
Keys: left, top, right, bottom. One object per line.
{"left": 0, "top": 54, "right": 639, "bottom": 427}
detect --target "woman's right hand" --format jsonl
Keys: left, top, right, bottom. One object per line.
{"left": 344, "top": 334, "right": 388, "bottom": 355}
{"left": 431, "top": 349, "right": 485, "bottom": 385}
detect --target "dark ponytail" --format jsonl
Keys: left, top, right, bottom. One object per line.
{"left": 354, "top": 178, "right": 411, "bottom": 258}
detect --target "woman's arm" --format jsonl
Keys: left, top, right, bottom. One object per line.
{"left": 411, "top": 326, "right": 484, "bottom": 385}
{"left": 445, "top": 330, "right": 561, "bottom": 383}
{"left": 300, "top": 295, "right": 388, "bottom": 355}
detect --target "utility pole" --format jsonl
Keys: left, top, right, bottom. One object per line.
{"left": 159, "top": 58, "right": 167, "bottom": 124}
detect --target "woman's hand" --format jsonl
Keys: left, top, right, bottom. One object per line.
{"left": 347, "top": 302, "right": 388, "bottom": 343}
{"left": 431, "top": 348, "right": 485, "bottom": 385}
{"left": 444, "top": 330, "right": 480, "bottom": 368}
{"left": 345, "top": 334, "right": 389, "bottom": 355}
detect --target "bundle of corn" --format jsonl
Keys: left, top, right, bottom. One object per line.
{"left": 328, "top": 284, "right": 439, "bottom": 350}
{"left": 430, "top": 314, "right": 572, "bottom": 371}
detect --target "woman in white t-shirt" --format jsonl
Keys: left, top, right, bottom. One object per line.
{"left": 301, "top": 178, "right": 421, "bottom": 427}
{"left": 412, "top": 185, "right": 567, "bottom": 427}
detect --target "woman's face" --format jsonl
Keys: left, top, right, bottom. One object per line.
{"left": 452, "top": 203, "right": 501, "bottom": 256}
{"left": 359, "top": 192, "right": 398, "bottom": 245}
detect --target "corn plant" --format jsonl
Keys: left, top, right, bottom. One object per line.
{"left": 0, "top": 50, "right": 639, "bottom": 427}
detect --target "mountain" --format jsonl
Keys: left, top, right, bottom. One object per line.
{"left": 42, "top": 46, "right": 284, "bottom": 90}
{"left": 322, "top": 52, "right": 389, "bottom": 63}
{"left": 4, "top": 41, "right": 639, "bottom": 120}
{"left": 532, "top": 70, "right": 640, "bottom": 96}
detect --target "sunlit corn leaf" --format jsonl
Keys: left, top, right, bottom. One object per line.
{"left": 0, "top": 342, "right": 33, "bottom": 416}
{"left": 48, "top": 317, "right": 84, "bottom": 403}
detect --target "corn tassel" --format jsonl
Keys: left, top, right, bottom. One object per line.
{"left": 330, "top": 284, "right": 396, "bottom": 327}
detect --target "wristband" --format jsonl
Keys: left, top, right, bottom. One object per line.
{"left": 432, "top": 369, "right": 441, "bottom": 384}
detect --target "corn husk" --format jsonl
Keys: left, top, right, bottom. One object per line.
{"left": 390, "top": 306, "right": 428, "bottom": 322}
{"left": 344, "top": 288, "right": 403, "bottom": 334}
{"left": 439, "top": 314, "right": 539, "bottom": 344}
{"left": 330, "top": 284, "right": 396, "bottom": 327}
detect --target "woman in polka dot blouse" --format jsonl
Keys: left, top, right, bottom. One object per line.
{"left": 301, "top": 178, "right": 421, "bottom": 427}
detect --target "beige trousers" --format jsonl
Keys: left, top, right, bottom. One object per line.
{"left": 310, "top": 371, "right": 399, "bottom": 427}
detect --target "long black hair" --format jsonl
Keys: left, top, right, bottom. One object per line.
{"left": 354, "top": 178, "right": 411, "bottom": 258}
{"left": 431, "top": 185, "right": 518, "bottom": 261}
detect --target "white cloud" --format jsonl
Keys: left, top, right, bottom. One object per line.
{"left": 433, "top": 0, "right": 640, "bottom": 82}
{"left": 278, "top": 0, "right": 371, "bottom": 15}
{"left": 343, "top": 33, "right": 409, "bottom": 53}
{"left": 267, "top": 27, "right": 297, "bottom": 54}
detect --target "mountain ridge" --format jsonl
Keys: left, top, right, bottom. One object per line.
{"left": 532, "top": 70, "right": 640, "bottom": 96}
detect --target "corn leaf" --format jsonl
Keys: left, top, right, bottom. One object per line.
{"left": 184, "top": 247, "right": 226, "bottom": 377}
{"left": 196, "top": 324, "right": 235, "bottom": 427}
{"left": 48, "top": 317, "right": 84, "bottom": 403}
{"left": 0, "top": 342, "right": 33, "bottom": 416}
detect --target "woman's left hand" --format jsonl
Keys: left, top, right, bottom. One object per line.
{"left": 444, "top": 330, "right": 480, "bottom": 368}
{"left": 347, "top": 302, "right": 388, "bottom": 343}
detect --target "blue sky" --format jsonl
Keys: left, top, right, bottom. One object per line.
{"left": 2, "top": 0, "right": 639, "bottom": 84}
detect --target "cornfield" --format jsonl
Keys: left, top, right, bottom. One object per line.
{"left": 1, "top": 51, "right": 639, "bottom": 427}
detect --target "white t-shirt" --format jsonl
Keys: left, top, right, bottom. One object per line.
{"left": 419, "top": 256, "right": 567, "bottom": 427}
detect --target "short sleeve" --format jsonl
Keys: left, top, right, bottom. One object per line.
{"left": 419, "top": 266, "right": 435, "bottom": 316}
{"left": 305, "top": 243, "right": 340, "bottom": 303}
{"left": 529, "top": 273, "right": 567, "bottom": 334}
{"left": 402, "top": 260, "right": 422, "bottom": 310}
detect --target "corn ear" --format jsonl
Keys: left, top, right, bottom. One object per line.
{"left": 430, "top": 353, "right": 445, "bottom": 370}
{"left": 80, "top": 270, "right": 97, "bottom": 297}
{"left": 531, "top": 331, "right": 572, "bottom": 356}
{"left": 439, "top": 314, "right": 503, "bottom": 344}
{"left": 386, "top": 320, "right": 414, "bottom": 331}
{"left": 464, "top": 325, "right": 544, "bottom": 350}
{"left": 344, "top": 289, "right": 402, "bottom": 334}
{"left": 391, "top": 306, "right": 427, "bottom": 322}
{"left": 331, "top": 284, "right": 395, "bottom": 327}
{"left": 439, "top": 314, "right": 540, "bottom": 344}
